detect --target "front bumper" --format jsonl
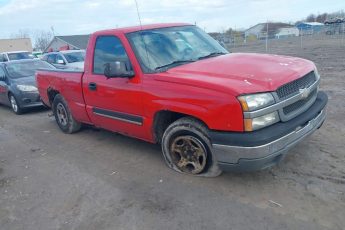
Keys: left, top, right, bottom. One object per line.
{"left": 19, "top": 91, "right": 43, "bottom": 108}
{"left": 210, "top": 91, "right": 328, "bottom": 172}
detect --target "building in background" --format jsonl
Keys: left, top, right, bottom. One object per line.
{"left": 44, "top": 35, "right": 90, "bottom": 52}
{"left": 296, "top": 22, "right": 324, "bottom": 35}
{"left": 275, "top": 27, "right": 300, "bottom": 39}
{"left": 0, "top": 38, "right": 33, "bottom": 52}
{"left": 245, "top": 22, "right": 293, "bottom": 39}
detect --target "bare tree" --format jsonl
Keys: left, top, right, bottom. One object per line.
{"left": 306, "top": 14, "right": 316, "bottom": 22}
{"left": 315, "top": 13, "right": 328, "bottom": 23}
{"left": 34, "top": 30, "right": 53, "bottom": 51}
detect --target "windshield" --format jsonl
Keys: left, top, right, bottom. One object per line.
{"left": 127, "top": 25, "right": 228, "bottom": 73}
{"left": 6, "top": 60, "right": 54, "bottom": 79}
{"left": 7, "top": 52, "right": 34, "bottom": 61}
{"left": 63, "top": 51, "right": 85, "bottom": 63}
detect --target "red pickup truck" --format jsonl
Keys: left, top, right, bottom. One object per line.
{"left": 36, "top": 23, "right": 328, "bottom": 177}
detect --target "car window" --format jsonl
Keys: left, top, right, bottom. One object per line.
{"left": 56, "top": 54, "right": 65, "bottom": 64}
{"left": 5, "top": 60, "right": 54, "bottom": 79}
{"left": 93, "top": 36, "right": 131, "bottom": 74}
{"left": 41, "top": 55, "right": 48, "bottom": 61}
{"left": 7, "top": 52, "right": 33, "bottom": 61}
{"left": 0, "top": 54, "right": 8, "bottom": 62}
{"left": 0, "top": 66, "right": 6, "bottom": 79}
{"left": 64, "top": 51, "right": 85, "bottom": 63}
{"left": 47, "top": 54, "right": 57, "bottom": 64}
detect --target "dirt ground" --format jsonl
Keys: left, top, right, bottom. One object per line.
{"left": 0, "top": 36, "right": 344, "bottom": 230}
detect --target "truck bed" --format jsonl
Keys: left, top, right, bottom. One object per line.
{"left": 36, "top": 69, "right": 91, "bottom": 123}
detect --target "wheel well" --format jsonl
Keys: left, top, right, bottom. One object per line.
{"left": 47, "top": 88, "right": 60, "bottom": 106}
{"left": 153, "top": 110, "right": 207, "bottom": 143}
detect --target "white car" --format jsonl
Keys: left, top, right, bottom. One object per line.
{"left": 41, "top": 50, "right": 85, "bottom": 70}
{"left": 0, "top": 51, "right": 35, "bottom": 62}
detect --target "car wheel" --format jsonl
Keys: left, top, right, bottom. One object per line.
{"left": 9, "top": 94, "right": 23, "bottom": 115}
{"left": 52, "top": 94, "right": 81, "bottom": 134}
{"left": 161, "top": 117, "right": 222, "bottom": 177}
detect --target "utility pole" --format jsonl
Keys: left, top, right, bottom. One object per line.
{"left": 300, "top": 27, "right": 303, "bottom": 50}
{"left": 265, "top": 21, "right": 268, "bottom": 53}
{"left": 50, "top": 26, "right": 55, "bottom": 36}
{"left": 341, "top": 22, "right": 345, "bottom": 45}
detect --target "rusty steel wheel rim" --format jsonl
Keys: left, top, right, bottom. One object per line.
{"left": 170, "top": 135, "right": 207, "bottom": 174}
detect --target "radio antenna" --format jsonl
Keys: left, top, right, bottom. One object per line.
{"left": 134, "top": 0, "right": 143, "bottom": 30}
{"left": 134, "top": 0, "right": 151, "bottom": 70}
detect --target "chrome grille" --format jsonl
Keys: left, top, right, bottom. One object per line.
{"left": 283, "top": 89, "right": 317, "bottom": 115}
{"left": 276, "top": 71, "right": 317, "bottom": 99}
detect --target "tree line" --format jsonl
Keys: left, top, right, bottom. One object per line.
{"left": 303, "top": 10, "right": 345, "bottom": 23}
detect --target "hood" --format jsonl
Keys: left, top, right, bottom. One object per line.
{"left": 13, "top": 75, "right": 37, "bottom": 87}
{"left": 154, "top": 53, "right": 316, "bottom": 95}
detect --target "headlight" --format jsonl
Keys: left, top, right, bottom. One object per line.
{"left": 17, "top": 85, "right": 38, "bottom": 92}
{"left": 244, "top": 111, "right": 279, "bottom": 131}
{"left": 238, "top": 93, "right": 275, "bottom": 111}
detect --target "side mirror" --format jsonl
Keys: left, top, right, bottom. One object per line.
{"left": 104, "top": 61, "right": 134, "bottom": 79}
{"left": 57, "top": 59, "right": 65, "bottom": 65}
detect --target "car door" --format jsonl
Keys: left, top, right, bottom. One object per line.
{"left": 0, "top": 66, "right": 9, "bottom": 104}
{"left": 82, "top": 35, "right": 146, "bottom": 139}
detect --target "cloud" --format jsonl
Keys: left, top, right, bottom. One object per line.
{"left": 0, "top": 0, "right": 344, "bottom": 39}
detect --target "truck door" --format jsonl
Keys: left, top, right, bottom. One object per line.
{"left": 82, "top": 35, "right": 146, "bottom": 140}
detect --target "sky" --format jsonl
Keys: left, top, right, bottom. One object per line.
{"left": 0, "top": 0, "right": 344, "bottom": 39}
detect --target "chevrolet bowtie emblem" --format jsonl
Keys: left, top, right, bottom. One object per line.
{"left": 299, "top": 88, "right": 310, "bottom": 99}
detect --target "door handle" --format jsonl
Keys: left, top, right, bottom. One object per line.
{"left": 88, "top": 82, "right": 97, "bottom": 91}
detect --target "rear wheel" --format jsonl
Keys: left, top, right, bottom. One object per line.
{"left": 161, "top": 117, "right": 222, "bottom": 177}
{"left": 9, "top": 94, "right": 23, "bottom": 115}
{"left": 52, "top": 94, "right": 81, "bottom": 133}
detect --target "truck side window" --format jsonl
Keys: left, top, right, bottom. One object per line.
{"left": 93, "top": 36, "right": 131, "bottom": 74}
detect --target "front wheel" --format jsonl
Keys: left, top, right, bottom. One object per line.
{"left": 9, "top": 94, "right": 23, "bottom": 115}
{"left": 52, "top": 94, "right": 81, "bottom": 134}
{"left": 161, "top": 117, "right": 222, "bottom": 177}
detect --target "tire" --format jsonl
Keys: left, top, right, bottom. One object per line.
{"left": 52, "top": 94, "right": 81, "bottom": 134}
{"left": 161, "top": 117, "right": 222, "bottom": 177}
{"left": 9, "top": 93, "right": 23, "bottom": 115}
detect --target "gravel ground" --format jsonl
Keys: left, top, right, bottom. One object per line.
{"left": 0, "top": 36, "right": 344, "bottom": 230}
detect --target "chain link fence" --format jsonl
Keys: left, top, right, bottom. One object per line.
{"left": 212, "top": 22, "right": 345, "bottom": 53}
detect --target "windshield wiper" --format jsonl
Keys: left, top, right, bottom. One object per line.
{"left": 198, "top": 52, "right": 227, "bottom": 60}
{"left": 155, "top": 60, "right": 195, "bottom": 72}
